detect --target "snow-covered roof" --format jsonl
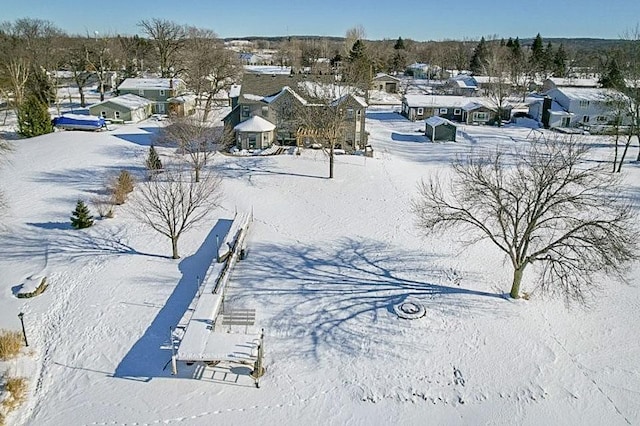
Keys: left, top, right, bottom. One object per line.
{"left": 547, "top": 77, "right": 600, "bottom": 88}
{"left": 234, "top": 115, "right": 276, "bottom": 132}
{"left": 331, "top": 93, "right": 368, "bottom": 108}
{"left": 403, "top": 95, "right": 469, "bottom": 108}
{"left": 263, "top": 86, "right": 309, "bottom": 105}
{"left": 553, "top": 87, "right": 619, "bottom": 102}
{"left": 118, "top": 78, "right": 183, "bottom": 90}
{"left": 244, "top": 65, "right": 292, "bottom": 75}
{"left": 450, "top": 75, "right": 478, "bottom": 89}
{"left": 93, "top": 93, "right": 152, "bottom": 109}
{"left": 426, "top": 116, "right": 456, "bottom": 127}
{"left": 373, "top": 73, "right": 401, "bottom": 82}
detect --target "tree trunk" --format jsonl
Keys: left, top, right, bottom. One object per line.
{"left": 617, "top": 134, "right": 633, "bottom": 173}
{"left": 171, "top": 236, "right": 180, "bottom": 259}
{"left": 329, "top": 146, "right": 334, "bottom": 179}
{"left": 195, "top": 166, "right": 201, "bottom": 183}
{"left": 509, "top": 265, "right": 526, "bottom": 299}
{"left": 79, "top": 88, "right": 86, "bottom": 108}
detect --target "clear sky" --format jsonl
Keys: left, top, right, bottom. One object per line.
{"left": 2, "top": 0, "right": 638, "bottom": 40}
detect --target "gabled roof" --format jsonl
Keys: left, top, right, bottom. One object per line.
{"left": 263, "top": 86, "right": 309, "bottom": 105}
{"left": 403, "top": 95, "right": 469, "bottom": 108}
{"left": 330, "top": 93, "right": 368, "bottom": 108}
{"left": 546, "top": 77, "right": 600, "bottom": 88}
{"left": 547, "top": 87, "right": 621, "bottom": 102}
{"left": 426, "top": 116, "right": 456, "bottom": 127}
{"left": 234, "top": 115, "right": 276, "bottom": 132}
{"left": 373, "top": 73, "right": 401, "bottom": 82}
{"left": 118, "top": 78, "right": 184, "bottom": 90}
{"left": 91, "top": 93, "right": 152, "bottom": 110}
{"left": 449, "top": 75, "right": 478, "bottom": 89}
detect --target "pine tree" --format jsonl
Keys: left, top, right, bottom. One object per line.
{"left": 470, "top": 37, "right": 488, "bottom": 75}
{"left": 530, "top": 33, "right": 545, "bottom": 73}
{"left": 600, "top": 57, "right": 625, "bottom": 90}
{"left": 552, "top": 44, "right": 568, "bottom": 77}
{"left": 145, "top": 145, "right": 163, "bottom": 178}
{"left": 17, "top": 96, "right": 54, "bottom": 138}
{"left": 349, "top": 39, "right": 366, "bottom": 61}
{"left": 70, "top": 200, "right": 94, "bottom": 229}
{"left": 393, "top": 37, "right": 405, "bottom": 50}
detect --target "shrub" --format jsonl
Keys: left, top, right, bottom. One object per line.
{"left": 111, "top": 170, "right": 135, "bottom": 205}
{"left": 145, "top": 145, "right": 163, "bottom": 179}
{"left": 91, "top": 195, "right": 115, "bottom": 219}
{"left": 1, "top": 375, "right": 28, "bottom": 413}
{"left": 0, "top": 330, "right": 22, "bottom": 361}
{"left": 70, "top": 200, "right": 94, "bottom": 229}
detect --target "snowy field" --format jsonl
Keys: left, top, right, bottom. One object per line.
{"left": 1, "top": 108, "right": 639, "bottom": 425}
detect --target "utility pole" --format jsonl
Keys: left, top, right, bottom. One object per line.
{"left": 18, "top": 312, "right": 28, "bottom": 347}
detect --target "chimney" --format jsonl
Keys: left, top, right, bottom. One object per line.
{"left": 541, "top": 96, "right": 552, "bottom": 129}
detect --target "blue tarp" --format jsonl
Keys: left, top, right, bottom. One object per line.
{"left": 52, "top": 114, "right": 106, "bottom": 131}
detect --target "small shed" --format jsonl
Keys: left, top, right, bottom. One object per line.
{"left": 168, "top": 94, "right": 197, "bottom": 117}
{"left": 425, "top": 116, "right": 457, "bottom": 142}
{"left": 88, "top": 94, "right": 153, "bottom": 123}
{"left": 234, "top": 116, "right": 276, "bottom": 150}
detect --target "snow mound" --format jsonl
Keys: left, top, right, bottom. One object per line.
{"left": 393, "top": 300, "right": 426, "bottom": 320}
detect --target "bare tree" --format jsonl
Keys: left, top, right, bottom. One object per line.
{"left": 65, "top": 40, "right": 94, "bottom": 107}
{"left": 0, "top": 139, "right": 11, "bottom": 215}
{"left": 157, "top": 114, "right": 228, "bottom": 182}
{"left": 481, "top": 42, "right": 514, "bottom": 126}
{"left": 182, "top": 27, "right": 242, "bottom": 121}
{"left": 297, "top": 82, "right": 365, "bottom": 178}
{"left": 131, "top": 166, "right": 223, "bottom": 259}
{"left": 412, "top": 137, "right": 638, "bottom": 304}
{"left": 138, "top": 18, "right": 186, "bottom": 78}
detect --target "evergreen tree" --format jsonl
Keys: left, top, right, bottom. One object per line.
{"left": 470, "top": 37, "right": 488, "bottom": 74}
{"left": 506, "top": 38, "right": 514, "bottom": 49}
{"left": 349, "top": 39, "right": 366, "bottom": 61}
{"left": 552, "top": 44, "right": 568, "bottom": 77}
{"left": 543, "top": 42, "right": 555, "bottom": 75}
{"left": 70, "top": 200, "right": 94, "bottom": 229}
{"left": 530, "top": 33, "right": 545, "bottom": 72}
{"left": 393, "top": 37, "right": 405, "bottom": 50}
{"left": 145, "top": 145, "right": 163, "bottom": 178}
{"left": 17, "top": 96, "right": 54, "bottom": 138}
{"left": 599, "top": 57, "right": 625, "bottom": 90}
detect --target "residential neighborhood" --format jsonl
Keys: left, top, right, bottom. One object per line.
{"left": 1, "top": 8, "right": 640, "bottom": 426}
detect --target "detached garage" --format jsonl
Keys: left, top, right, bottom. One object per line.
{"left": 89, "top": 94, "right": 153, "bottom": 123}
{"left": 425, "top": 116, "right": 457, "bottom": 142}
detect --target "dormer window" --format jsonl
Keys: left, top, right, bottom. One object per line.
{"left": 159, "top": 89, "right": 165, "bottom": 96}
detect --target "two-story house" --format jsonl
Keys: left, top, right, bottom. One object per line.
{"left": 117, "top": 78, "right": 186, "bottom": 114}
{"left": 224, "top": 73, "right": 368, "bottom": 151}
{"left": 529, "top": 87, "right": 629, "bottom": 131}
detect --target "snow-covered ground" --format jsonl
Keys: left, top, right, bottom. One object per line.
{"left": 0, "top": 107, "right": 639, "bottom": 425}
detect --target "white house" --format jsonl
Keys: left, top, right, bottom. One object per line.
{"left": 529, "top": 87, "right": 628, "bottom": 130}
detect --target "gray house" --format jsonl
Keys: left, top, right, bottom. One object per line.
{"left": 88, "top": 94, "right": 153, "bottom": 123}
{"left": 224, "top": 73, "right": 368, "bottom": 152}
{"left": 117, "top": 78, "right": 186, "bottom": 114}
{"left": 426, "top": 116, "right": 457, "bottom": 142}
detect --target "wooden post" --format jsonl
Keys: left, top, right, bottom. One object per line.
{"left": 251, "top": 329, "right": 265, "bottom": 388}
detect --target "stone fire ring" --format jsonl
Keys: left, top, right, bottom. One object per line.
{"left": 394, "top": 301, "right": 426, "bottom": 320}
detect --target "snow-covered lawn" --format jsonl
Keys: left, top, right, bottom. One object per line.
{"left": 1, "top": 109, "right": 639, "bottom": 425}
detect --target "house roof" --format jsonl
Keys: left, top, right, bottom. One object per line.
{"left": 426, "top": 116, "right": 456, "bottom": 127}
{"left": 91, "top": 94, "right": 152, "bottom": 110}
{"left": 373, "top": 73, "right": 401, "bottom": 82}
{"left": 167, "top": 94, "right": 197, "bottom": 104}
{"left": 118, "top": 78, "right": 184, "bottom": 90}
{"left": 234, "top": 115, "right": 276, "bottom": 132}
{"left": 546, "top": 77, "right": 600, "bottom": 88}
{"left": 263, "top": 86, "right": 309, "bottom": 105}
{"left": 550, "top": 87, "right": 620, "bottom": 102}
{"left": 403, "top": 95, "right": 469, "bottom": 108}
{"left": 449, "top": 75, "right": 478, "bottom": 89}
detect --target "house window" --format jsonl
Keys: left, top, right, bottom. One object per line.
{"left": 454, "top": 108, "right": 462, "bottom": 115}
{"left": 417, "top": 107, "right": 424, "bottom": 115}
{"left": 138, "top": 89, "right": 144, "bottom": 96}
{"left": 561, "top": 117, "right": 571, "bottom": 127}
{"left": 114, "top": 111, "right": 121, "bottom": 119}
{"left": 582, "top": 115, "right": 590, "bottom": 123}
{"left": 596, "top": 116, "right": 608, "bottom": 122}
{"left": 346, "top": 108, "right": 354, "bottom": 119}
{"left": 248, "top": 134, "right": 257, "bottom": 149}
{"left": 159, "top": 89, "right": 165, "bottom": 96}
{"left": 579, "top": 100, "right": 590, "bottom": 108}
{"left": 262, "top": 106, "right": 269, "bottom": 116}
{"left": 356, "top": 109, "right": 361, "bottom": 118}
{"left": 440, "top": 108, "right": 448, "bottom": 114}
{"left": 100, "top": 111, "right": 107, "bottom": 118}
{"left": 242, "top": 106, "right": 250, "bottom": 118}
{"left": 474, "top": 112, "right": 489, "bottom": 121}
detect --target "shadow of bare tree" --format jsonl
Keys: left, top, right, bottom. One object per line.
{"left": 227, "top": 237, "right": 507, "bottom": 361}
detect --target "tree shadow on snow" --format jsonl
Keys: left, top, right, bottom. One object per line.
{"left": 226, "top": 237, "right": 507, "bottom": 361}
{"left": 113, "top": 218, "right": 233, "bottom": 381}
{"left": 218, "top": 156, "right": 328, "bottom": 181}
